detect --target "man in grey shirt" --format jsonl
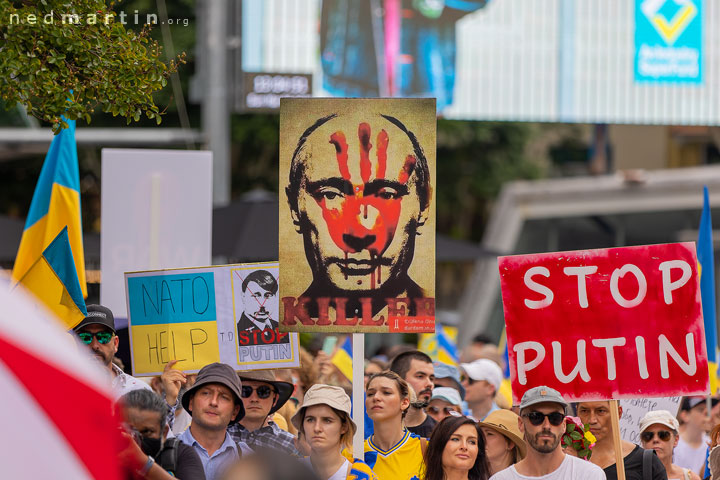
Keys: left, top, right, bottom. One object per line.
{"left": 491, "top": 386, "right": 605, "bottom": 480}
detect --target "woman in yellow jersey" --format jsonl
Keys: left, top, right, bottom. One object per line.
{"left": 421, "top": 415, "right": 491, "bottom": 480}
{"left": 292, "top": 384, "right": 378, "bottom": 480}
{"left": 364, "top": 371, "right": 426, "bottom": 480}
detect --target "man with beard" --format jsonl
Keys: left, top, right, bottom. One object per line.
{"left": 73, "top": 304, "right": 151, "bottom": 399}
{"left": 236, "top": 270, "right": 288, "bottom": 346}
{"left": 578, "top": 401, "right": 666, "bottom": 480}
{"left": 390, "top": 350, "right": 436, "bottom": 437}
{"left": 491, "top": 386, "right": 605, "bottom": 480}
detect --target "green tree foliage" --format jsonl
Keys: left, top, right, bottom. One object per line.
{"left": 436, "top": 120, "right": 543, "bottom": 241}
{"left": 0, "top": 0, "right": 185, "bottom": 132}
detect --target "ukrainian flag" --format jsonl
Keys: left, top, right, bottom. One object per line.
{"left": 332, "top": 336, "right": 353, "bottom": 381}
{"left": 12, "top": 119, "right": 86, "bottom": 298}
{"left": 698, "top": 186, "right": 719, "bottom": 394}
{"left": 418, "top": 325, "right": 459, "bottom": 366}
{"left": 497, "top": 328, "right": 513, "bottom": 406}
{"left": 14, "top": 227, "right": 88, "bottom": 329}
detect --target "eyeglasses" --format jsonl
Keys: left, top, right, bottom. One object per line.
{"left": 241, "top": 385, "right": 276, "bottom": 399}
{"left": 640, "top": 430, "right": 672, "bottom": 442}
{"left": 78, "top": 331, "right": 114, "bottom": 345}
{"left": 460, "top": 375, "right": 476, "bottom": 385}
{"left": 523, "top": 411, "right": 565, "bottom": 426}
{"left": 428, "top": 406, "right": 458, "bottom": 415}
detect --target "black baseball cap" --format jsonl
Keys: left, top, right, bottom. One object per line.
{"left": 73, "top": 304, "right": 116, "bottom": 334}
{"left": 681, "top": 396, "right": 719, "bottom": 411}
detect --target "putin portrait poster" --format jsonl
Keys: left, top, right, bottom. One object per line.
{"left": 279, "top": 98, "right": 436, "bottom": 333}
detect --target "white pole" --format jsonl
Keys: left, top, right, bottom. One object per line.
{"left": 352, "top": 333, "right": 365, "bottom": 458}
{"left": 149, "top": 173, "right": 161, "bottom": 269}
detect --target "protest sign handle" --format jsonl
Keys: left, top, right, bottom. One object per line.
{"left": 149, "top": 173, "right": 161, "bottom": 269}
{"left": 611, "top": 400, "right": 626, "bottom": 480}
{"left": 352, "top": 333, "right": 365, "bottom": 458}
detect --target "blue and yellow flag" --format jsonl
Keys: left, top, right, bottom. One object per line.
{"left": 14, "top": 227, "right": 88, "bottom": 329}
{"left": 418, "top": 325, "right": 459, "bottom": 366}
{"left": 12, "top": 119, "right": 86, "bottom": 298}
{"left": 497, "top": 328, "right": 513, "bottom": 406}
{"left": 332, "top": 336, "right": 353, "bottom": 381}
{"left": 698, "top": 185, "right": 719, "bottom": 394}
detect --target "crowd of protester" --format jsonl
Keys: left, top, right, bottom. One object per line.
{"left": 73, "top": 304, "right": 720, "bottom": 480}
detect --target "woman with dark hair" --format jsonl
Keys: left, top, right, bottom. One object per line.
{"left": 364, "top": 371, "right": 425, "bottom": 480}
{"left": 422, "top": 415, "right": 490, "bottom": 480}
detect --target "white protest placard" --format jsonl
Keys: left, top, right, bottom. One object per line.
{"left": 101, "top": 149, "right": 213, "bottom": 327}
{"left": 125, "top": 262, "right": 300, "bottom": 375}
{"left": 618, "top": 396, "right": 683, "bottom": 444}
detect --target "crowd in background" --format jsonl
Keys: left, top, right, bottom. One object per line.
{"left": 75, "top": 304, "right": 720, "bottom": 480}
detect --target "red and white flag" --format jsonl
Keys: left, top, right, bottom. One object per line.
{"left": 1, "top": 278, "right": 124, "bottom": 479}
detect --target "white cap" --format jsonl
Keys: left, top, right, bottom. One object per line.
{"left": 430, "top": 387, "right": 463, "bottom": 406}
{"left": 460, "top": 359, "right": 503, "bottom": 391}
{"left": 639, "top": 410, "right": 680, "bottom": 433}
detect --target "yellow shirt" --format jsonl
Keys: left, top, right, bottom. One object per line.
{"left": 363, "top": 430, "right": 423, "bottom": 480}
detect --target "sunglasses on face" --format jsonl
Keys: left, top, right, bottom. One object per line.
{"left": 523, "top": 411, "right": 565, "bottom": 426}
{"left": 428, "top": 406, "right": 458, "bottom": 415}
{"left": 641, "top": 430, "right": 672, "bottom": 442}
{"left": 460, "top": 375, "right": 476, "bottom": 385}
{"left": 241, "top": 385, "right": 276, "bottom": 399}
{"left": 78, "top": 331, "right": 114, "bottom": 345}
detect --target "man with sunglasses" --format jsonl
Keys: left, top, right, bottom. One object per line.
{"left": 639, "top": 410, "right": 701, "bottom": 480}
{"left": 73, "top": 304, "right": 151, "bottom": 399}
{"left": 491, "top": 386, "right": 605, "bottom": 480}
{"left": 227, "top": 370, "right": 298, "bottom": 455}
{"left": 577, "top": 400, "right": 666, "bottom": 480}
{"left": 460, "top": 358, "right": 503, "bottom": 421}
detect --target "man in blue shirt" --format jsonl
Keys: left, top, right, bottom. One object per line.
{"left": 177, "top": 363, "right": 252, "bottom": 480}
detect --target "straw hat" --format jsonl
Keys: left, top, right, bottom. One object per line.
{"left": 291, "top": 384, "right": 356, "bottom": 438}
{"left": 478, "top": 409, "right": 527, "bottom": 460}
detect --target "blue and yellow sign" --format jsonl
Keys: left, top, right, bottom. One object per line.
{"left": 635, "top": 0, "right": 702, "bottom": 84}
{"left": 127, "top": 273, "right": 219, "bottom": 373}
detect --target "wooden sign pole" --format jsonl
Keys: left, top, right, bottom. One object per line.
{"left": 610, "top": 400, "right": 626, "bottom": 480}
{"left": 352, "top": 333, "right": 365, "bottom": 458}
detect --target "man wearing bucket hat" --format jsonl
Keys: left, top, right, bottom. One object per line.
{"left": 478, "top": 409, "right": 526, "bottom": 476}
{"left": 177, "top": 363, "right": 253, "bottom": 480}
{"left": 491, "top": 386, "right": 605, "bottom": 479}
{"left": 291, "top": 384, "right": 377, "bottom": 480}
{"left": 227, "top": 369, "right": 298, "bottom": 455}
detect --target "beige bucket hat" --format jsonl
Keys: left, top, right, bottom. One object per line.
{"left": 478, "top": 409, "right": 527, "bottom": 460}
{"left": 291, "top": 384, "right": 357, "bottom": 438}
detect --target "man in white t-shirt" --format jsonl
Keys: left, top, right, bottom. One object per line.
{"left": 491, "top": 386, "right": 605, "bottom": 480}
{"left": 675, "top": 396, "right": 715, "bottom": 475}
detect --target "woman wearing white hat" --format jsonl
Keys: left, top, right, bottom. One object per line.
{"left": 477, "top": 409, "right": 527, "bottom": 476}
{"left": 639, "top": 410, "right": 701, "bottom": 480}
{"left": 291, "top": 384, "right": 378, "bottom": 480}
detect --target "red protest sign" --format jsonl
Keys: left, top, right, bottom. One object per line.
{"left": 499, "top": 242, "right": 709, "bottom": 403}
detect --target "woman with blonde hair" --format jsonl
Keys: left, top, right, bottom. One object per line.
{"left": 292, "top": 384, "right": 377, "bottom": 480}
{"left": 365, "top": 370, "right": 426, "bottom": 480}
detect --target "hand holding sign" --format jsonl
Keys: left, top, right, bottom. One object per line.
{"left": 161, "top": 359, "right": 187, "bottom": 406}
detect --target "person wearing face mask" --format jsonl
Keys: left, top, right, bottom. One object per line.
{"left": 120, "top": 389, "right": 206, "bottom": 479}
